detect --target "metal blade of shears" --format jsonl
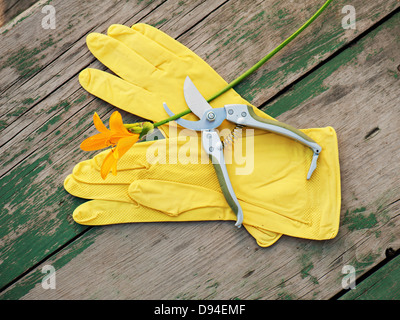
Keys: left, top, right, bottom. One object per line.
{"left": 162, "top": 76, "right": 226, "bottom": 130}
{"left": 183, "top": 76, "right": 213, "bottom": 118}
{"left": 202, "top": 129, "right": 243, "bottom": 227}
{"left": 162, "top": 77, "right": 244, "bottom": 227}
{"left": 163, "top": 102, "right": 225, "bottom": 131}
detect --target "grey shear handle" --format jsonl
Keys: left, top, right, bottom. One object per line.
{"left": 202, "top": 130, "right": 244, "bottom": 228}
{"left": 225, "top": 104, "right": 322, "bottom": 179}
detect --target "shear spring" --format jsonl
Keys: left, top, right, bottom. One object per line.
{"left": 222, "top": 125, "right": 244, "bottom": 148}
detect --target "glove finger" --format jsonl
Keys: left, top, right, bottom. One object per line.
{"left": 128, "top": 177, "right": 313, "bottom": 233}
{"left": 64, "top": 174, "right": 132, "bottom": 203}
{"left": 70, "top": 137, "right": 205, "bottom": 186}
{"left": 86, "top": 32, "right": 160, "bottom": 85}
{"left": 71, "top": 156, "right": 147, "bottom": 185}
{"left": 131, "top": 23, "right": 192, "bottom": 58}
{"left": 67, "top": 162, "right": 216, "bottom": 209}
{"left": 85, "top": 25, "right": 274, "bottom": 136}
{"left": 129, "top": 179, "right": 228, "bottom": 217}
{"left": 130, "top": 23, "right": 276, "bottom": 122}
{"left": 131, "top": 23, "right": 250, "bottom": 111}
{"left": 107, "top": 24, "right": 179, "bottom": 70}
{"left": 79, "top": 68, "right": 167, "bottom": 123}
{"left": 72, "top": 199, "right": 281, "bottom": 247}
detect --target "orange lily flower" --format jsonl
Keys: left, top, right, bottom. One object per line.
{"left": 80, "top": 111, "right": 140, "bottom": 179}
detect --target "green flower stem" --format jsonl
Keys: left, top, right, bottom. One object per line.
{"left": 153, "top": 0, "right": 333, "bottom": 128}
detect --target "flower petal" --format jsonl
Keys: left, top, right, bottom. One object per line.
{"left": 93, "top": 112, "right": 109, "bottom": 133}
{"left": 115, "top": 134, "right": 140, "bottom": 159}
{"left": 80, "top": 133, "right": 111, "bottom": 151}
{"left": 111, "top": 160, "right": 118, "bottom": 176}
{"left": 101, "top": 150, "right": 118, "bottom": 179}
{"left": 109, "top": 111, "right": 131, "bottom": 135}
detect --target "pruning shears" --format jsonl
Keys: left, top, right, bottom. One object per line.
{"left": 163, "top": 76, "right": 321, "bottom": 227}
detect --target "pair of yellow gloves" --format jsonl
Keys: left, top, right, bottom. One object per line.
{"left": 64, "top": 23, "right": 341, "bottom": 247}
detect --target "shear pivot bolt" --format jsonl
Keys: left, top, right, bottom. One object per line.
{"left": 206, "top": 111, "right": 216, "bottom": 121}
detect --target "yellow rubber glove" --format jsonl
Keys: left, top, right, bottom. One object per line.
{"left": 79, "top": 23, "right": 272, "bottom": 138}
{"left": 75, "top": 23, "right": 288, "bottom": 246}
{"left": 65, "top": 126, "right": 340, "bottom": 242}
{"left": 66, "top": 23, "right": 341, "bottom": 246}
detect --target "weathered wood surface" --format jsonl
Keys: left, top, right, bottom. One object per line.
{"left": 340, "top": 253, "right": 400, "bottom": 300}
{"left": 0, "top": 0, "right": 400, "bottom": 300}
{"left": 0, "top": 0, "right": 38, "bottom": 27}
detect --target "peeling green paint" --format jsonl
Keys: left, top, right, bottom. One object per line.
{"left": 73, "top": 95, "right": 87, "bottom": 104}
{"left": 152, "top": 18, "right": 167, "bottom": 27}
{"left": 387, "top": 69, "right": 399, "bottom": 79}
{"left": 1, "top": 0, "right": 399, "bottom": 302}
{"left": 2, "top": 148, "right": 28, "bottom": 167}
{"left": 242, "top": 10, "right": 265, "bottom": 27}
{"left": 343, "top": 207, "right": 378, "bottom": 231}
{"left": 0, "top": 130, "right": 89, "bottom": 292}
{"left": 37, "top": 114, "right": 62, "bottom": 133}
{"left": 237, "top": 6, "right": 400, "bottom": 109}
{"left": 299, "top": 253, "right": 319, "bottom": 284}
{"left": 0, "top": 229, "right": 97, "bottom": 300}
{"left": 1, "top": 37, "right": 57, "bottom": 79}
{"left": 276, "top": 278, "right": 296, "bottom": 300}
{"left": 0, "top": 120, "right": 7, "bottom": 130}
{"left": 340, "top": 254, "right": 400, "bottom": 300}
{"left": 7, "top": 106, "right": 28, "bottom": 117}
{"left": 206, "top": 10, "right": 265, "bottom": 60}
{"left": 277, "top": 291, "right": 295, "bottom": 300}
{"left": 21, "top": 97, "right": 40, "bottom": 105}
{"left": 205, "top": 281, "right": 219, "bottom": 289}
{"left": 350, "top": 252, "right": 380, "bottom": 276}
{"left": 268, "top": 8, "right": 295, "bottom": 30}
{"left": 46, "top": 100, "right": 71, "bottom": 114}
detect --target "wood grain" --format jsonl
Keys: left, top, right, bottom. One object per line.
{"left": 1, "top": 0, "right": 400, "bottom": 299}
{"left": 340, "top": 252, "right": 400, "bottom": 300}
{"left": 0, "top": 0, "right": 38, "bottom": 27}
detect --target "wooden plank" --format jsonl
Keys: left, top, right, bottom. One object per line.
{"left": 0, "top": 0, "right": 227, "bottom": 291}
{"left": 1, "top": 4, "right": 400, "bottom": 300}
{"left": 0, "top": 0, "right": 38, "bottom": 27}
{"left": 2, "top": 0, "right": 399, "bottom": 175}
{"left": 340, "top": 254, "right": 400, "bottom": 300}
{"left": 0, "top": 0, "right": 228, "bottom": 175}
{"left": 179, "top": 0, "right": 400, "bottom": 106}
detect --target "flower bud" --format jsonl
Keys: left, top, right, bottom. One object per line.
{"left": 125, "top": 122, "right": 154, "bottom": 138}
